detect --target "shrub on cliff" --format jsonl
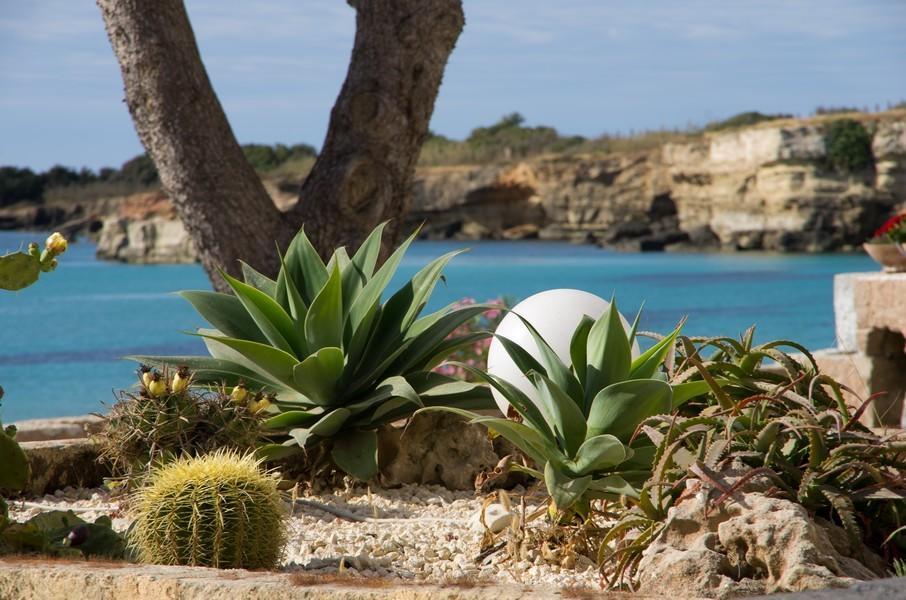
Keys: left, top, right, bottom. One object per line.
{"left": 705, "top": 111, "right": 792, "bottom": 131}
{"left": 824, "top": 119, "right": 874, "bottom": 174}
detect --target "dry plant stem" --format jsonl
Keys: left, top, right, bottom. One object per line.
{"left": 293, "top": 498, "right": 467, "bottom": 524}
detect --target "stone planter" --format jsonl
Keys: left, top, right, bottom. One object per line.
{"left": 863, "top": 242, "right": 906, "bottom": 272}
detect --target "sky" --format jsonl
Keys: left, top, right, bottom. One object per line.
{"left": 1, "top": 0, "right": 905, "bottom": 171}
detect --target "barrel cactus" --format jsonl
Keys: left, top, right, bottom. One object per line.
{"left": 129, "top": 450, "right": 286, "bottom": 569}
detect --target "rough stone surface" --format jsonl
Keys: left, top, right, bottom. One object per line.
{"left": 755, "top": 576, "right": 906, "bottom": 599}
{"left": 0, "top": 559, "right": 644, "bottom": 600}
{"left": 19, "top": 438, "right": 108, "bottom": 496}
{"left": 10, "top": 415, "right": 102, "bottom": 442}
{"left": 378, "top": 413, "right": 502, "bottom": 490}
{"left": 637, "top": 469, "right": 887, "bottom": 599}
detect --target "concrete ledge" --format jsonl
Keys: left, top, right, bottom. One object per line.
{"left": 20, "top": 438, "right": 108, "bottom": 496}
{"left": 0, "top": 560, "right": 650, "bottom": 600}
{"left": 11, "top": 415, "right": 103, "bottom": 442}
{"left": 755, "top": 576, "right": 906, "bottom": 599}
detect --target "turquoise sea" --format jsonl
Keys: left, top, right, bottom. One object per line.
{"left": 0, "top": 230, "right": 876, "bottom": 422}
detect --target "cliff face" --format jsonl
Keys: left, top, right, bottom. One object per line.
{"left": 410, "top": 115, "right": 906, "bottom": 252}
{"left": 7, "top": 112, "right": 904, "bottom": 263}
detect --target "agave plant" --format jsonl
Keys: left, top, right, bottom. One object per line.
{"left": 420, "top": 301, "right": 711, "bottom": 517}
{"left": 132, "top": 224, "right": 494, "bottom": 480}
{"left": 599, "top": 329, "right": 906, "bottom": 585}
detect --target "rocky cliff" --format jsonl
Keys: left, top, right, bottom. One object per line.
{"left": 5, "top": 111, "right": 904, "bottom": 263}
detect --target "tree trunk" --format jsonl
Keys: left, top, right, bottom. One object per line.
{"left": 289, "top": 0, "right": 465, "bottom": 254}
{"left": 97, "top": 0, "right": 463, "bottom": 291}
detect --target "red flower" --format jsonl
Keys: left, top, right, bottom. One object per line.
{"left": 874, "top": 214, "right": 906, "bottom": 238}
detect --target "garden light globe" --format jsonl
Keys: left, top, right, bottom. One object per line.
{"left": 486, "top": 289, "right": 640, "bottom": 415}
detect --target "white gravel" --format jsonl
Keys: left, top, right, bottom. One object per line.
{"left": 8, "top": 484, "right": 601, "bottom": 590}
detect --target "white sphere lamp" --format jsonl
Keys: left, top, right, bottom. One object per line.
{"left": 486, "top": 289, "right": 640, "bottom": 415}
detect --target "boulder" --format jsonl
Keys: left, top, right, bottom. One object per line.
{"left": 637, "top": 467, "right": 887, "bottom": 598}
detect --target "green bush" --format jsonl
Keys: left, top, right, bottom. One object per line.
{"left": 132, "top": 223, "right": 494, "bottom": 481}
{"left": 705, "top": 111, "right": 792, "bottom": 132}
{"left": 130, "top": 450, "right": 285, "bottom": 569}
{"left": 824, "top": 119, "right": 874, "bottom": 173}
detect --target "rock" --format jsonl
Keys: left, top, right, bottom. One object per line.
{"left": 9, "top": 415, "right": 103, "bottom": 442}
{"left": 478, "top": 503, "right": 514, "bottom": 534}
{"left": 378, "top": 413, "right": 502, "bottom": 491}
{"left": 637, "top": 467, "right": 887, "bottom": 599}
{"left": 19, "top": 439, "right": 109, "bottom": 496}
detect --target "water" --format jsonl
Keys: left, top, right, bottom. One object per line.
{"left": 0, "top": 230, "right": 876, "bottom": 422}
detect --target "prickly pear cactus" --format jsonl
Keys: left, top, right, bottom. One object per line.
{"left": 0, "top": 387, "right": 28, "bottom": 493}
{"left": 0, "top": 232, "right": 68, "bottom": 291}
{"left": 0, "top": 252, "right": 41, "bottom": 291}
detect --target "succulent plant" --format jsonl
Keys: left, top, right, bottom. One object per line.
{"left": 599, "top": 328, "right": 906, "bottom": 584}
{"left": 132, "top": 223, "right": 494, "bottom": 480}
{"left": 421, "top": 301, "right": 710, "bottom": 518}
{"left": 97, "top": 366, "right": 263, "bottom": 481}
{"left": 0, "top": 232, "right": 67, "bottom": 291}
{"left": 1, "top": 510, "right": 126, "bottom": 559}
{"left": 129, "top": 450, "right": 286, "bottom": 569}
{"left": 0, "top": 387, "right": 28, "bottom": 495}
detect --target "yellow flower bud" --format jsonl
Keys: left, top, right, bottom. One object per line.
{"left": 171, "top": 366, "right": 190, "bottom": 394}
{"left": 45, "top": 232, "right": 68, "bottom": 255}
{"left": 147, "top": 372, "right": 167, "bottom": 397}
{"left": 230, "top": 382, "right": 248, "bottom": 404}
{"left": 250, "top": 398, "right": 272, "bottom": 414}
{"left": 139, "top": 365, "right": 153, "bottom": 388}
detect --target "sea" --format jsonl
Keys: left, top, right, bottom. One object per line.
{"left": 0, "top": 230, "right": 876, "bottom": 422}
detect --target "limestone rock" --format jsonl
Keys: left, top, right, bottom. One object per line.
{"left": 377, "top": 412, "right": 501, "bottom": 491}
{"left": 637, "top": 471, "right": 886, "bottom": 599}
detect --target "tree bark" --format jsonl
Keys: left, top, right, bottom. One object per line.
{"left": 97, "top": 0, "right": 464, "bottom": 291}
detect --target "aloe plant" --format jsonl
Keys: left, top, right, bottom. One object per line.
{"left": 132, "top": 224, "right": 494, "bottom": 480}
{"left": 420, "top": 301, "right": 710, "bottom": 517}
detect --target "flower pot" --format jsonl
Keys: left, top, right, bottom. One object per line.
{"left": 863, "top": 242, "right": 906, "bottom": 272}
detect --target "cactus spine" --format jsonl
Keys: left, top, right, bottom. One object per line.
{"left": 129, "top": 450, "right": 285, "bottom": 569}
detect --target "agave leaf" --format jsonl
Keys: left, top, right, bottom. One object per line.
{"left": 531, "top": 372, "right": 587, "bottom": 457}
{"left": 671, "top": 379, "right": 721, "bottom": 409}
{"left": 128, "top": 354, "right": 283, "bottom": 392}
{"left": 387, "top": 304, "right": 491, "bottom": 374}
{"left": 341, "top": 222, "right": 386, "bottom": 307}
{"left": 510, "top": 313, "right": 584, "bottom": 406}
{"left": 571, "top": 434, "right": 629, "bottom": 475}
{"left": 264, "top": 410, "right": 322, "bottom": 430}
{"left": 416, "top": 332, "right": 490, "bottom": 372}
{"left": 454, "top": 362, "right": 553, "bottom": 440}
{"left": 493, "top": 333, "right": 547, "bottom": 378}
{"left": 627, "top": 303, "right": 644, "bottom": 347}
{"left": 569, "top": 315, "right": 595, "bottom": 391}
{"left": 179, "top": 291, "right": 267, "bottom": 344}
{"left": 222, "top": 270, "right": 301, "bottom": 358}
{"left": 585, "top": 300, "right": 632, "bottom": 404}
{"left": 369, "top": 249, "right": 466, "bottom": 359}
{"left": 545, "top": 461, "right": 592, "bottom": 510}
{"left": 346, "top": 375, "right": 421, "bottom": 416}
{"left": 629, "top": 323, "right": 682, "bottom": 380}
{"left": 239, "top": 261, "right": 277, "bottom": 297}
{"left": 308, "top": 407, "right": 352, "bottom": 438}
{"left": 257, "top": 441, "right": 301, "bottom": 461}
{"left": 586, "top": 379, "right": 673, "bottom": 443}
{"left": 287, "top": 227, "right": 329, "bottom": 305}
{"left": 586, "top": 474, "right": 638, "bottom": 499}
{"left": 344, "top": 302, "right": 380, "bottom": 370}
{"left": 304, "top": 263, "right": 344, "bottom": 352}
{"left": 275, "top": 241, "right": 309, "bottom": 323}
{"left": 346, "top": 228, "right": 418, "bottom": 334}
{"left": 419, "top": 407, "right": 558, "bottom": 467}
{"left": 331, "top": 429, "right": 379, "bottom": 480}
{"left": 292, "top": 347, "right": 345, "bottom": 406}
{"left": 190, "top": 331, "right": 299, "bottom": 389}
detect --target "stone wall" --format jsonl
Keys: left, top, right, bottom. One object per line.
{"left": 815, "top": 272, "right": 906, "bottom": 427}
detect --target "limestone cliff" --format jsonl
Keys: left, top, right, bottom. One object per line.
{"left": 6, "top": 111, "right": 903, "bottom": 263}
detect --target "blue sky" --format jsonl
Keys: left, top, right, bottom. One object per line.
{"left": 1, "top": 0, "right": 905, "bottom": 171}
